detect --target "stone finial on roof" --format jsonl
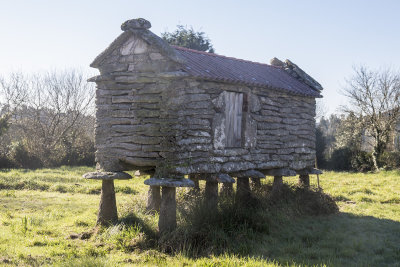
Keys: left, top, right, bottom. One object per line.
{"left": 270, "top": 57, "right": 323, "bottom": 92}
{"left": 121, "top": 18, "right": 151, "bottom": 31}
{"left": 270, "top": 57, "right": 285, "bottom": 68}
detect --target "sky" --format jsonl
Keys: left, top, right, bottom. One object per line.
{"left": 1, "top": 0, "right": 400, "bottom": 115}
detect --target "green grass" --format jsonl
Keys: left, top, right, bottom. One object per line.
{"left": 0, "top": 167, "right": 399, "bottom": 266}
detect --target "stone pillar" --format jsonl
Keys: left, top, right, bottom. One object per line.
{"left": 188, "top": 174, "right": 200, "bottom": 194}
{"left": 97, "top": 179, "right": 118, "bottom": 225}
{"left": 299, "top": 174, "right": 310, "bottom": 187}
{"left": 146, "top": 186, "right": 161, "bottom": 213}
{"left": 82, "top": 171, "right": 132, "bottom": 226}
{"left": 159, "top": 187, "right": 176, "bottom": 233}
{"left": 144, "top": 177, "right": 194, "bottom": 234}
{"left": 250, "top": 178, "right": 261, "bottom": 190}
{"left": 236, "top": 177, "right": 251, "bottom": 204}
{"left": 272, "top": 175, "right": 283, "bottom": 192}
{"left": 205, "top": 181, "right": 218, "bottom": 210}
{"left": 220, "top": 183, "right": 233, "bottom": 196}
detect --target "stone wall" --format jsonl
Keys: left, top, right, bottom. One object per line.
{"left": 92, "top": 31, "right": 316, "bottom": 175}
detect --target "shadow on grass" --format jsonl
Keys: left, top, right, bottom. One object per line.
{"left": 100, "top": 184, "right": 400, "bottom": 266}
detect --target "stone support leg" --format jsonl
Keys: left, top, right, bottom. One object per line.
{"left": 188, "top": 174, "right": 200, "bottom": 194}
{"left": 272, "top": 176, "right": 283, "bottom": 193}
{"left": 236, "top": 177, "right": 251, "bottom": 204}
{"left": 97, "top": 179, "right": 118, "bottom": 225}
{"left": 159, "top": 187, "right": 176, "bottom": 234}
{"left": 205, "top": 181, "right": 218, "bottom": 210}
{"left": 146, "top": 186, "right": 161, "bottom": 213}
{"left": 299, "top": 174, "right": 310, "bottom": 187}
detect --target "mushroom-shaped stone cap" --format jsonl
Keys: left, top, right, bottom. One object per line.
{"left": 263, "top": 168, "right": 297, "bottom": 177}
{"left": 121, "top": 18, "right": 151, "bottom": 31}
{"left": 203, "top": 173, "right": 235, "bottom": 183}
{"left": 233, "top": 170, "right": 265, "bottom": 179}
{"left": 298, "top": 168, "right": 323, "bottom": 175}
{"left": 83, "top": 172, "right": 132, "bottom": 180}
{"left": 144, "top": 178, "right": 195, "bottom": 188}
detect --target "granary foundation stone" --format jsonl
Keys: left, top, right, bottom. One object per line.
{"left": 146, "top": 186, "right": 161, "bottom": 213}
{"left": 159, "top": 186, "right": 176, "bottom": 233}
{"left": 83, "top": 171, "right": 132, "bottom": 225}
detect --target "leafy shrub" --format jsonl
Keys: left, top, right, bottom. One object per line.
{"left": 9, "top": 141, "right": 43, "bottom": 169}
{"left": 351, "top": 151, "right": 374, "bottom": 172}
{"left": 329, "top": 148, "right": 353, "bottom": 171}
{"left": 378, "top": 151, "right": 400, "bottom": 170}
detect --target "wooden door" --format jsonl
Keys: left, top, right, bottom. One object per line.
{"left": 225, "top": 92, "right": 243, "bottom": 147}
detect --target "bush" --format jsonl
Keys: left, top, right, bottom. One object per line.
{"left": 9, "top": 141, "right": 43, "bottom": 169}
{"left": 328, "top": 148, "right": 353, "bottom": 171}
{"left": 378, "top": 151, "right": 400, "bottom": 170}
{"left": 351, "top": 151, "right": 374, "bottom": 172}
{"left": 157, "top": 184, "right": 338, "bottom": 257}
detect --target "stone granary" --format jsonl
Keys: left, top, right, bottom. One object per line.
{"left": 87, "top": 18, "right": 323, "bottom": 231}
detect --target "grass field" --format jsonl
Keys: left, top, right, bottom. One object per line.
{"left": 0, "top": 167, "right": 399, "bottom": 266}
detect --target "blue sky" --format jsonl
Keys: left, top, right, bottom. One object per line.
{"left": 1, "top": 0, "right": 400, "bottom": 115}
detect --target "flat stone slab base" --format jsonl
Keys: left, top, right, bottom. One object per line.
{"left": 144, "top": 178, "right": 195, "bottom": 187}
{"left": 83, "top": 172, "right": 132, "bottom": 180}
{"left": 232, "top": 170, "right": 265, "bottom": 178}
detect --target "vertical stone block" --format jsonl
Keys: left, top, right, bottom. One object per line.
{"left": 147, "top": 186, "right": 161, "bottom": 213}
{"left": 97, "top": 180, "right": 118, "bottom": 225}
{"left": 205, "top": 181, "right": 218, "bottom": 210}
{"left": 159, "top": 187, "right": 176, "bottom": 233}
{"left": 236, "top": 177, "right": 251, "bottom": 204}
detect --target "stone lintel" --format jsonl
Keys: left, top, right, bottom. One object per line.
{"left": 83, "top": 171, "right": 132, "bottom": 180}
{"left": 262, "top": 168, "right": 296, "bottom": 177}
{"left": 232, "top": 169, "right": 265, "bottom": 179}
{"left": 144, "top": 178, "right": 195, "bottom": 187}
{"left": 297, "top": 168, "right": 323, "bottom": 175}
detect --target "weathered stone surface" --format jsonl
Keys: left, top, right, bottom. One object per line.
{"left": 144, "top": 178, "right": 195, "bottom": 187}
{"left": 83, "top": 172, "right": 132, "bottom": 180}
{"left": 272, "top": 176, "right": 283, "bottom": 193}
{"left": 205, "top": 181, "right": 218, "bottom": 210}
{"left": 97, "top": 180, "right": 118, "bottom": 225}
{"left": 297, "top": 168, "right": 323, "bottom": 175}
{"left": 262, "top": 168, "right": 296, "bottom": 177}
{"left": 121, "top": 18, "right": 152, "bottom": 31}
{"left": 159, "top": 187, "right": 176, "bottom": 233}
{"left": 91, "top": 18, "right": 318, "bottom": 179}
{"left": 147, "top": 186, "right": 161, "bottom": 213}
{"left": 232, "top": 169, "right": 265, "bottom": 179}
{"left": 236, "top": 177, "right": 251, "bottom": 204}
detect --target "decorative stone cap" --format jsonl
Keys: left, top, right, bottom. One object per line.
{"left": 297, "top": 168, "right": 323, "bottom": 175}
{"left": 121, "top": 18, "right": 151, "bottom": 31}
{"left": 203, "top": 173, "right": 235, "bottom": 183}
{"left": 232, "top": 170, "right": 265, "bottom": 179}
{"left": 83, "top": 172, "right": 132, "bottom": 180}
{"left": 270, "top": 57, "right": 323, "bottom": 92}
{"left": 144, "top": 178, "right": 195, "bottom": 187}
{"left": 263, "top": 168, "right": 297, "bottom": 177}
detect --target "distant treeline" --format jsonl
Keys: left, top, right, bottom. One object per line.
{"left": 0, "top": 70, "right": 95, "bottom": 169}
{"left": 316, "top": 113, "right": 400, "bottom": 172}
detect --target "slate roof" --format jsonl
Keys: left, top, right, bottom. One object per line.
{"left": 173, "top": 46, "right": 321, "bottom": 97}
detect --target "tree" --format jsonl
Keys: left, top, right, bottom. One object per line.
{"left": 343, "top": 66, "right": 400, "bottom": 171}
{"left": 0, "top": 69, "right": 95, "bottom": 167}
{"left": 161, "top": 25, "right": 215, "bottom": 53}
